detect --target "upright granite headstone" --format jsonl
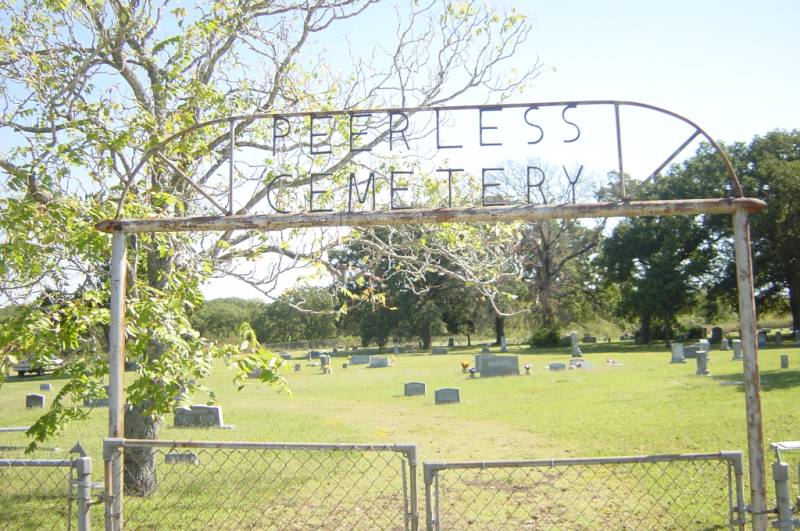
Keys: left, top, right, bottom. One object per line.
{"left": 474, "top": 354, "right": 495, "bottom": 373}
{"left": 695, "top": 351, "right": 710, "bottom": 376}
{"left": 342, "top": 363, "right": 348, "bottom": 369}
{"left": 731, "top": 339, "right": 743, "bottom": 360}
{"left": 124, "top": 361, "right": 140, "bottom": 372}
{"left": 434, "top": 388, "right": 460, "bottom": 405}
{"left": 481, "top": 345, "right": 491, "bottom": 354}
{"left": 670, "top": 343, "right": 686, "bottom": 364}
{"left": 570, "top": 331, "right": 582, "bottom": 358}
{"left": 368, "top": 356, "right": 391, "bottom": 368}
{"left": 174, "top": 405, "right": 232, "bottom": 428}
{"left": 795, "top": 329, "right": 800, "bottom": 345}
{"left": 548, "top": 362, "right": 567, "bottom": 371}
{"left": 582, "top": 335, "right": 597, "bottom": 343}
{"left": 480, "top": 355, "right": 519, "bottom": 378}
{"left": 26, "top": 394, "right": 45, "bottom": 408}
{"left": 350, "top": 354, "right": 371, "bottom": 365}
{"left": 293, "top": 363, "right": 301, "bottom": 372}
{"left": 710, "top": 327, "right": 724, "bottom": 344}
{"left": 308, "top": 351, "right": 321, "bottom": 360}
{"left": 780, "top": 354, "right": 789, "bottom": 369}
{"left": 279, "top": 352, "right": 292, "bottom": 360}
{"left": 320, "top": 354, "right": 331, "bottom": 368}
{"left": 698, "top": 339, "right": 710, "bottom": 353}
{"left": 393, "top": 345, "right": 400, "bottom": 355}
{"left": 404, "top": 382, "right": 426, "bottom": 396}
{"left": 500, "top": 336, "right": 508, "bottom": 352}
{"left": 757, "top": 333, "right": 767, "bottom": 347}
{"left": 431, "top": 347, "right": 448, "bottom": 355}
{"left": 775, "top": 332, "right": 783, "bottom": 345}
{"left": 39, "top": 383, "right": 52, "bottom": 391}
{"left": 720, "top": 338, "right": 730, "bottom": 351}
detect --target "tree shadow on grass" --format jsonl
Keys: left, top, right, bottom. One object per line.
{"left": 712, "top": 370, "right": 800, "bottom": 392}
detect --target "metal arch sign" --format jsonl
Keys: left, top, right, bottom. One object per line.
{"left": 97, "top": 100, "right": 763, "bottom": 233}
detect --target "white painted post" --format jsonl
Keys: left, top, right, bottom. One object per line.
{"left": 108, "top": 232, "right": 127, "bottom": 531}
{"left": 732, "top": 208, "right": 767, "bottom": 530}
{"left": 772, "top": 462, "right": 794, "bottom": 530}
{"left": 75, "top": 456, "right": 92, "bottom": 531}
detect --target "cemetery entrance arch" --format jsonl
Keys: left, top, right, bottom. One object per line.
{"left": 97, "top": 100, "right": 770, "bottom": 529}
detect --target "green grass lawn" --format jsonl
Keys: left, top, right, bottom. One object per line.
{"left": 1, "top": 340, "right": 799, "bottom": 529}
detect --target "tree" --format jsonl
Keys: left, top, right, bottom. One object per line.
{"left": 0, "top": 0, "right": 537, "bottom": 491}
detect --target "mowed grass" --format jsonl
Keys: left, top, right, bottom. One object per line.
{"left": 1, "top": 341, "right": 799, "bottom": 529}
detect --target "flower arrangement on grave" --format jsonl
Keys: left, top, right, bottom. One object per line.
{"left": 460, "top": 361, "right": 470, "bottom": 373}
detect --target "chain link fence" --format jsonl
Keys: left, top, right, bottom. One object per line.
{"left": 423, "top": 452, "right": 746, "bottom": 530}
{"left": 104, "top": 438, "right": 418, "bottom": 530}
{"left": 0, "top": 455, "right": 93, "bottom": 530}
{"left": 771, "top": 442, "right": 800, "bottom": 529}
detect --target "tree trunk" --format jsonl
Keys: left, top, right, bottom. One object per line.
{"left": 637, "top": 315, "right": 651, "bottom": 344}
{"left": 494, "top": 316, "right": 505, "bottom": 346}
{"left": 420, "top": 325, "right": 432, "bottom": 350}
{"left": 790, "top": 280, "right": 800, "bottom": 332}
{"left": 123, "top": 403, "right": 160, "bottom": 496}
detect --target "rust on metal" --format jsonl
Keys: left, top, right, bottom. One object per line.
{"left": 97, "top": 197, "right": 765, "bottom": 234}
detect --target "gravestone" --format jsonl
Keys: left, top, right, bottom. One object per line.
{"left": 393, "top": 345, "right": 400, "bottom": 355}
{"left": 582, "top": 335, "right": 597, "bottom": 343}
{"left": 775, "top": 332, "right": 783, "bottom": 345}
{"left": 320, "top": 354, "right": 331, "bottom": 368}
{"left": 174, "top": 405, "right": 232, "bottom": 429}
{"left": 757, "top": 333, "right": 767, "bottom": 347}
{"left": 720, "top": 338, "right": 730, "bottom": 351}
{"left": 39, "top": 383, "right": 52, "bottom": 391}
{"left": 165, "top": 452, "right": 200, "bottom": 465}
{"left": 548, "top": 362, "right": 567, "bottom": 371}
{"left": 124, "top": 361, "right": 140, "bottom": 372}
{"left": 342, "top": 363, "right": 348, "bottom": 369}
{"left": 710, "top": 327, "right": 724, "bottom": 344}
{"left": 481, "top": 345, "right": 491, "bottom": 354}
{"left": 570, "top": 331, "right": 582, "bottom": 358}
{"left": 795, "top": 329, "right": 800, "bottom": 345}
{"left": 26, "top": 394, "right": 45, "bottom": 408}
{"left": 431, "top": 347, "right": 448, "bottom": 355}
{"left": 474, "top": 354, "right": 495, "bottom": 373}
{"left": 698, "top": 339, "right": 710, "bottom": 353}
{"left": 670, "top": 343, "right": 686, "bottom": 364}
{"left": 731, "top": 339, "right": 743, "bottom": 360}
{"left": 780, "top": 354, "right": 789, "bottom": 369}
{"left": 350, "top": 354, "right": 371, "bottom": 365}
{"left": 695, "top": 351, "right": 710, "bottom": 376}
{"left": 434, "top": 388, "right": 460, "bottom": 405}
{"left": 293, "top": 363, "right": 301, "bottom": 372}
{"left": 84, "top": 386, "right": 110, "bottom": 407}
{"left": 570, "top": 359, "right": 595, "bottom": 369}
{"left": 368, "top": 356, "right": 391, "bottom": 368}
{"left": 279, "top": 352, "right": 292, "bottom": 360}
{"left": 448, "top": 337, "right": 455, "bottom": 347}
{"left": 480, "top": 356, "right": 520, "bottom": 378}
{"left": 683, "top": 344, "right": 700, "bottom": 359}
{"left": 404, "top": 382, "right": 426, "bottom": 396}
{"left": 308, "top": 351, "right": 321, "bottom": 360}
{"left": 500, "top": 336, "right": 508, "bottom": 352}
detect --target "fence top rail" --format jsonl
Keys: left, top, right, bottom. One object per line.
{"left": 0, "top": 459, "right": 74, "bottom": 467}
{"left": 104, "top": 437, "right": 416, "bottom": 456}
{"left": 0, "top": 426, "right": 31, "bottom": 433}
{"left": 423, "top": 451, "right": 744, "bottom": 472}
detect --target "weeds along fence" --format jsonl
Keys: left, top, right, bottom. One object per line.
{"left": 104, "top": 438, "right": 418, "bottom": 531}
{"left": 0, "top": 455, "right": 93, "bottom": 530}
{"left": 423, "top": 452, "right": 747, "bottom": 531}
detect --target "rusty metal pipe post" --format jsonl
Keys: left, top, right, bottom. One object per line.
{"left": 732, "top": 208, "right": 767, "bottom": 530}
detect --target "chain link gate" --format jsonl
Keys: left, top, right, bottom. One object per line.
{"left": 104, "top": 438, "right": 418, "bottom": 530}
{"left": 0, "top": 455, "right": 93, "bottom": 530}
{"left": 423, "top": 452, "right": 746, "bottom": 530}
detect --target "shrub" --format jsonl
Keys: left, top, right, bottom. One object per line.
{"left": 529, "top": 328, "right": 560, "bottom": 348}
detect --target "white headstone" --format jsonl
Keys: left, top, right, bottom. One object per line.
{"left": 670, "top": 343, "right": 686, "bottom": 364}
{"left": 720, "top": 338, "right": 730, "bottom": 351}
{"left": 570, "top": 331, "right": 582, "bottom": 358}
{"left": 731, "top": 339, "right": 743, "bottom": 360}
{"left": 695, "top": 351, "right": 710, "bottom": 375}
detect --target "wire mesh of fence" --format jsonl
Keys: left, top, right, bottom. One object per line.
{"left": 0, "top": 457, "right": 78, "bottom": 530}
{"left": 424, "top": 453, "right": 745, "bottom": 531}
{"left": 107, "top": 439, "right": 417, "bottom": 530}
